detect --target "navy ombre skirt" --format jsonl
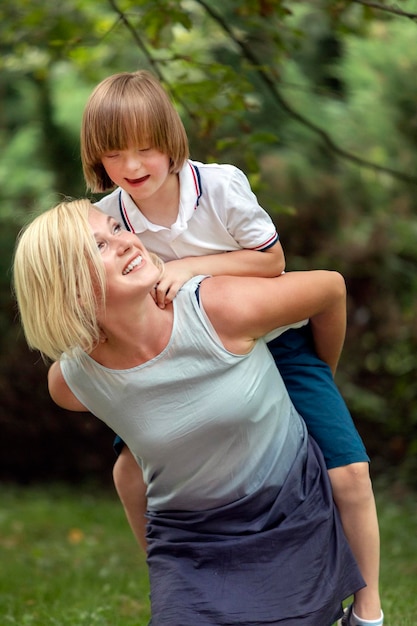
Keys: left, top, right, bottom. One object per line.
{"left": 145, "top": 437, "right": 365, "bottom": 625}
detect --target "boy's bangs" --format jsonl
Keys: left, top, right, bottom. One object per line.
{"left": 97, "top": 100, "right": 152, "bottom": 153}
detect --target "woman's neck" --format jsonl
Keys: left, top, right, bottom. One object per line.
{"left": 92, "top": 298, "right": 173, "bottom": 370}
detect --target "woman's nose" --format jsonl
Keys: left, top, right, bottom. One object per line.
{"left": 116, "top": 234, "right": 132, "bottom": 253}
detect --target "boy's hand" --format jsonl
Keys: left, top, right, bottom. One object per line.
{"left": 152, "top": 259, "right": 194, "bottom": 309}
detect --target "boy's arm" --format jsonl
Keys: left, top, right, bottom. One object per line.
{"left": 201, "top": 270, "right": 346, "bottom": 375}
{"left": 154, "top": 241, "right": 285, "bottom": 308}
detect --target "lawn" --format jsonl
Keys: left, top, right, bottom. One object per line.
{"left": 0, "top": 480, "right": 416, "bottom": 625}
{"left": 0, "top": 484, "right": 150, "bottom": 625}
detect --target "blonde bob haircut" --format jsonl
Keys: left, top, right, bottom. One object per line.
{"left": 81, "top": 70, "right": 190, "bottom": 192}
{"left": 13, "top": 199, "right": 106, "bottom": 362}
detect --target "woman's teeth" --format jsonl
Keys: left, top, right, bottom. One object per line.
{"left": 123, "top": 256, "right": 142, "bottom": 275}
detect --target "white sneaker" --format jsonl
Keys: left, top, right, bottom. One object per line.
{"left": 338, "top": 605, "right": 353, "bottom": 626}
{"left": 337, "top": 605, "right": 384, "bottom": 626}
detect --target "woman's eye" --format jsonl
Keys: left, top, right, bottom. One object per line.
{"left": 96, "top": 240, "right": 106, "bottom": 252}
{"left": 113, "top": 223, "right": 122, "bottom": 234}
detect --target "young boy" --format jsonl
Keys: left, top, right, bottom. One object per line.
{"left": 81, "top": 70, "right": 383, "bottom": 626}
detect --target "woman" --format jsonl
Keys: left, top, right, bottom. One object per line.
{"left": 13, "top": 199, "right": 364, "bottom": 625}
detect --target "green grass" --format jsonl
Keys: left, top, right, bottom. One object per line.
{"left": 0, "top": 481, "right": 416, "bottom": 625}
{"left": 372, "top": 482, "right": 417, "bottom": 624}
{"left": 0, "top": 485, "right": 150, "bottom": 625}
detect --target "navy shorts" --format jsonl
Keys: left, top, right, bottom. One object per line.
{"left": 113, "top": 434, "right": 125, "bottom": 457}
{"left": 267, "top": 323, "right": 369, "bottom": 469}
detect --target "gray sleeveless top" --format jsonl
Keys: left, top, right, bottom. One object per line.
{"left": 61, "top": 276, "right": 306, "bottom": 512}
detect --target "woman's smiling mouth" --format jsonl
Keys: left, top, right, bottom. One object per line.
{"left": 123, "top": 256, "right": 143, "bottom": 275}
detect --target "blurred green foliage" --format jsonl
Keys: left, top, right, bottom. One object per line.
{"left": 0, "top": 0, "right": 416, "bottom": 486}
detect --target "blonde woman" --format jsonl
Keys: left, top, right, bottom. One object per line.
{"left": 14, "top": 199, "right": 365, "bottom": 625}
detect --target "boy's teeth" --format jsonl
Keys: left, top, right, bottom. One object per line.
{"left": 123, "top": 256, "right": 142, "bottom": 274}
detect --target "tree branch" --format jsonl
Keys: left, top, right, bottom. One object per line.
{"left": 107, "top": 0, "right": 197, "bottom": 123}
{"left": 351, "top": 0, "right": 417, "bottom": 20}
{"left": 107, "top": 0, "right": 163, "bottom": 80}
{"left": 194, "top": 0, "right": 417, "bottom": 184}
{"left": 108, "top": 0, "right": 417, "bottom": 184}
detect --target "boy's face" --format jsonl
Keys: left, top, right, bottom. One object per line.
{"left": 101, "top": 146, "right": 172, "bottom": 205}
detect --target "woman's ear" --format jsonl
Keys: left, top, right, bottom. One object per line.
{"left": 98, "top": 325, "right": 108, "bottom": 344}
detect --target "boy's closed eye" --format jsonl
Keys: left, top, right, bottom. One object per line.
{"left": 102, "top": 152, "right": 120, "bottom": 159}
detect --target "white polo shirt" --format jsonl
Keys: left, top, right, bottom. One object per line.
{"left": 96, "top": 160, "right": 279, "bottom": 261}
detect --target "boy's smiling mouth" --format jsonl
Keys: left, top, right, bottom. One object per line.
{"left": 125, "top": 175, "right": 150, "bottom": 185}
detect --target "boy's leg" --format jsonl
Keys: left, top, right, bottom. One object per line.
{"left": 113, "top": 443, "right": 148, "bottom": 552}
{"left": 330, "top": 464, "right": 381, "bottom": 622}
{"left": 268, "top": 325, "right": 382, "bottom": 622}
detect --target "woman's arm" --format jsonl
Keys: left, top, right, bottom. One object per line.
{"left": 48, "top": 362, "right": 88, "bottom": 412}
{"left": 154, "top": 242, "right": 285, "bottom": 308}
{"left": 201, "top": 270, "right": 346, "bottom": 374}
{"left": 49, "top": 363, "right": 149, "bottom": 552}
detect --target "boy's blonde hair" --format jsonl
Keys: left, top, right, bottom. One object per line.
{"left": 13, "top": 199, "right": 106, "bottom": 362}
{"left": 81, "top": 70, "right": 190, "bottom": 192}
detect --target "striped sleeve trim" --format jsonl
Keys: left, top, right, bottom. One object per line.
{"left": 251, "top": 231, "right": 279, "bottom": 251}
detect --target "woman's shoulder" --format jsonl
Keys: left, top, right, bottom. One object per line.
{"left": 48, "top": 361, "right": 88, "bottom": 412}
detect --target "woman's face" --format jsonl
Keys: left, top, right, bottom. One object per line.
{"left": 88, "top": 208, "right": 160, "bottom": 306}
